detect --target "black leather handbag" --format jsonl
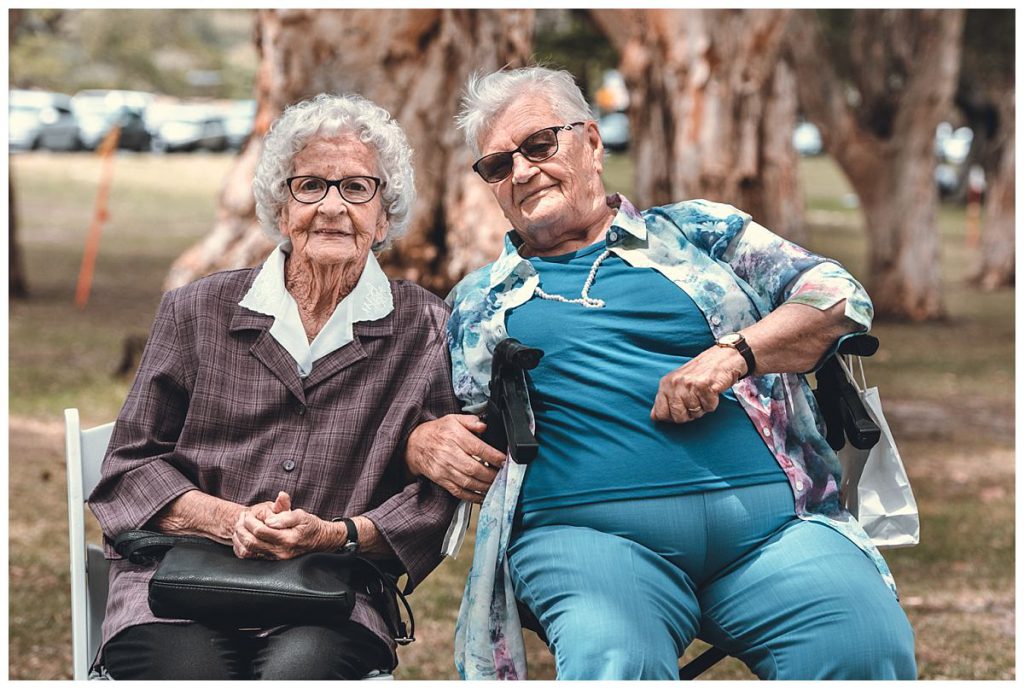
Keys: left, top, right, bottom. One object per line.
{"left": 113, "top": 530, "right": 415, "bottom": 644}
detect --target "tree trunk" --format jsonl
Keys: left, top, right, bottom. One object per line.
{"left": 9, "top": 11, "right": 29, "bottom": 300}
{"left": 971, "top": 93, "right": 1014, "bottom": 290}
{"left": 785, "top": 9, "right": 964, "bottom": 321}
{"left": 167, "top": 9, "right": 535, "bottom": 295}
{"left": 589, "top": 9, "right": 806, "bottom": 243}
{"left": 9, "top": 172, "right": 29, "bottom": 299}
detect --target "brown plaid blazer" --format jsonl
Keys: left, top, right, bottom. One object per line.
{"left": 88, "top": 267, "right": 460, "bottom": 668}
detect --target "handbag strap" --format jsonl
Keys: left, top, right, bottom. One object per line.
{"left": 351, "top": 556, "right": 416, "bottom": 645}
{"left": 113, "top": 529, "right": 215, "bottom": 564}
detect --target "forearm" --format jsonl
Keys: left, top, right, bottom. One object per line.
{"left": 741, "top": 300, "right": 860, "bottom": 375}
{"left": 146, "top": 489, "right": 245, "bottom": 544}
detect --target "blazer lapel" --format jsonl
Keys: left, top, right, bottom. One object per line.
{"left": 229, "top": 309, "right": 306, "bottom": 404}
{"left": 302, "top": 314, "right": 394, "bottom": 391}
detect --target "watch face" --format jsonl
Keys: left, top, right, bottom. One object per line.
{"left": 719, "top": 333, "right": 742, "bottom": 346}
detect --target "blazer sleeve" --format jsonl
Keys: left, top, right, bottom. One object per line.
{"left": 88, "top": 290, "right": 198, "bottom": 545}
{"left": 361, "top": 302, "right": 461, "bottom": 591}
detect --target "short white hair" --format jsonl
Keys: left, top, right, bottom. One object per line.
{"left": 455, "top": 66, "right": 593, "bottom": 157}
{"left": 253, "top": 93, "right": 415, "bottom": 250}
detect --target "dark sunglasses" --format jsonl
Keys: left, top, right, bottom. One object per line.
{"left": 472, "top": 122, "right": 584, "bottom": 183}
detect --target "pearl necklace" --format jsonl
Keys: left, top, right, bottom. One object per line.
{"left": 533, "top": 248, "right": 611, "bottom": 308}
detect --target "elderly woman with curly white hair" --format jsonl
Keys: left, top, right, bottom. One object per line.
{"left": 89, "top": 93, "right": 465, "bottom": 680}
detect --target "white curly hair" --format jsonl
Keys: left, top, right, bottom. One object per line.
{"left": 253, "top": 93, "right": 415, "bottom": 250}
{"left": 455, "top": 66, "right": 593, "bottom": 157}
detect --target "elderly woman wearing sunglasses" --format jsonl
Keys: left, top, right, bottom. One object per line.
{"left": 405, "top": 67, "right": 917, "bottom": 680}
{"left": 89, "top": 93, "right": 464, "bottom": 680}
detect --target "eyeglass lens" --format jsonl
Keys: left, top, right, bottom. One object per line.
{"left": 475, "top": 127, "right": 560, "bottom": 183}
{"left": 288, "top": 176, "right": 380, "bottom": 204}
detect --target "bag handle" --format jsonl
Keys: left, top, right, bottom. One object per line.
{"left": 113, "top": 529, "right": 213, "bottom": 564}
{"left": 352, "top": 556, "right": 416, "bottom": 645}
{"left": 838, "top": 354, "right": 869, "bottom": 392}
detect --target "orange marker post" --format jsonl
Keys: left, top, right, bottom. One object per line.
{"left": 74, "top": 125, "right": 121, "bottom": 309}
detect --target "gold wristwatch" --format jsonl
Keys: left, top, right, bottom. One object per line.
{"left": 715, "top": 332, "right": 756, "bottom": 378}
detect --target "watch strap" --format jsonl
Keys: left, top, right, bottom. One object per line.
{"left": 717, "top": 333, "right": 756, "bottom": 378}
{"left": 332, "top": 516, "right": 359, "bottom": 553}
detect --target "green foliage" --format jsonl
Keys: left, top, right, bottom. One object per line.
{"left": 533, "top": 9, "right": 618, "bottom": 103}
{"left": 813, "top": 9, "right": 856, "bottom": 84}
{"left": 9, "top": 8, "right": 257, "bottom": 98}
{"left": 961, "top": 9, "right": 1014, "bottom": 86}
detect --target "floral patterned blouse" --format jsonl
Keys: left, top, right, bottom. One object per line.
{"left": 443, "top": 194, "right": 896, "bottom": 680}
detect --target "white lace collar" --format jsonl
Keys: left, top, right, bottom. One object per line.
{"left": 238, "top": 243, "right": 394, "bottom": 377}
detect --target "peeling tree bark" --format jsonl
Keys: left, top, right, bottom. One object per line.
{"left": 972, "top": 103, "right": 1014, "bottom": 290}
{"left": 166, "top": 9, "right": 534, "bottom": 294}
{"left": 785, "top": 9, "right": 965, "bottom": 321}
{"left": 589, "top": 8, "right": 806, "bottom": 243}
{"left": 971, "top": 94, "right": 1015, "bottom": 290}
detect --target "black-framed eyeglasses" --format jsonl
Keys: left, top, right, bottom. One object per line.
{"left": 472, "top": 122, "right": 584, "bottom": 183}
{"left": 284, "top": 175, "right": 384, "bottom": 205}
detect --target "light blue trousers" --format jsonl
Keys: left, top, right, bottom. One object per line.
{"left": 507, "top": 483, "right": 917, "bottom": 680}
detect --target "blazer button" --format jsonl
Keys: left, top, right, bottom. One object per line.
{"left": 296, "top": 404, "right": 306, "bottom": 416}
{"left": 282, "top": 459, "right": 296, "bottom": 472}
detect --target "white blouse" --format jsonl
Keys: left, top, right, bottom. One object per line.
{"left": 238, "top": 243, "right": 394, "bottom": 378}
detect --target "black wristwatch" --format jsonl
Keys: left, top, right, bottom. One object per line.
{"left": 715, "top": 332, "right": 756, "bottom": 378}
{"left": 332, "top": 517, "right": 359, "bottom": 554}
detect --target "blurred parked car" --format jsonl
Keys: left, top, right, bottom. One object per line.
{"left": 934, "top": 122, "right": 975, "bottom": 199}
{"left": 9, "top": 90, "right": 82, "bottom": 151}
{"left": 598, "top": 112, "right": 630, "bottom": 152}
{"left": 72, "top": 89, "right": 154, "bottom": 151}
{"left": 147, "top": 104, "right": 229, "bottom": 153}
{"left": 222, "top": 99, "right": 256, "bottom": 150}
{"left": 595, "top": 69, "right": 629, "bottom": 113}
{"left": 793, "top": 121, "right": 823, "bottom": 156}
{"left": 935, "top": 121, "right": 973, "bottom": 166}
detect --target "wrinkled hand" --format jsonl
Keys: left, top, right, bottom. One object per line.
{"left": 405, "top": 414, "right": 507, "bottom": 503}
{"left": 232, "top": 491, "right": 331, "bottom": 560}
{"left": 651, "top": 346, "right": 747, "bottom": 423}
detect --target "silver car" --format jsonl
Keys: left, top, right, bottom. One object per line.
{"left": 9, "top": 90, "right": 82, "bottom": 151}
{"left": 146, "top": 103, "right": 229, "bottom": 153}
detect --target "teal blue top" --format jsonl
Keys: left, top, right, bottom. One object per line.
{"left": 506, "top": 241, "right": 786, "bottom": 513}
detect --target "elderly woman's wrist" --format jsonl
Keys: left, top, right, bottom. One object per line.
{"left": 404, "top": 425, "right": 429, "bottom": 479}
{"left": 319, "top": 518, "right": 350, "bottom": 552}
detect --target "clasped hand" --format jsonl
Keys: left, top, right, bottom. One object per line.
{"left": 651, "top": 345, "right": 747, "bottom": 423}
{"left": 231, "top": 491, "right": 330, "bottom": 560}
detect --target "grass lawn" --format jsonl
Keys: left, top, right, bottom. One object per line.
{"left": 8, "top": 151, "right": 1014, "bottom": 679}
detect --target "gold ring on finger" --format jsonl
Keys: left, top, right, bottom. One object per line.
{"left": 471, "top": 454, "right": 494, "bottom": 469}
{"left": 687, "top": 407, "right": 703, "bottom": 413}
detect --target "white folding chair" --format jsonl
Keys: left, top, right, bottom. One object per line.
{"left": 64, "top": 408, "right": 394, "bottom": 680}
{"left": 64, "top": 408, "right": 115, "bottom": 680}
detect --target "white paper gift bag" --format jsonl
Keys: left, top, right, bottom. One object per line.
{"left": 837, "top": 357, "right": 920, "bottom": 549}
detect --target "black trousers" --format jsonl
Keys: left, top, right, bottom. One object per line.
{"left": 102, "top": 621, "right": 393, "bottom": 680}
